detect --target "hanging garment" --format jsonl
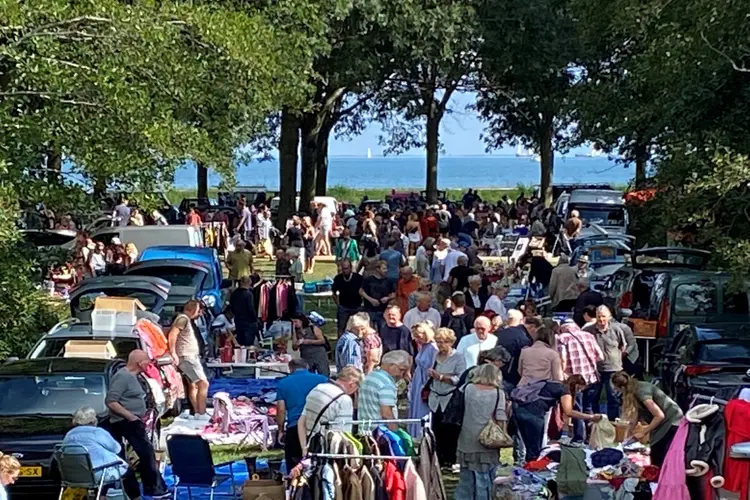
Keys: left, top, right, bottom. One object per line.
{"left": 417, "top": 428, "right": 446, "bottom": 500}
{"left": 343, "top": 466, "right": 364, "bottom": 500}
{"left": 373, "top": 427, "right": 406, "bottom": 457}
{"left": 276, "top": 281, "right": 290, "bottom": 318}
{"left": 321, "top": 463, "right": 337, "bottom": 500}
{"left": 394, "top": 429, "right": 415, "bottom": 456}
{"left": 653, "top": 418, "right": 690, "bottom": 500}
{"left": 258, "top": 282, "right": 271, "bottom": 322}
{"left": 403, "top": 459, "right": 427, "bottom": 500}
{"left": 557, "top": 444, "right": 588, "bottom": 496}
{"left": 359, "top": 466, "right": 375, "bottom": 500}
{"left": 382, "top": 461, "right": 406, "bottom": 500}
{"left": 369, "top": 465, "right": 387, "bottom": 500}
{"left": 723, "top": 399, "right": 750, "bottom": 500}
{"left": 134, "top": 319, "right": 169, "bottom": 357}
{"left": 684, "top": 404, "right": 725, "bottom": 492}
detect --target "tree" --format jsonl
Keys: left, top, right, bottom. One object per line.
{"left": 375, "top": 0, "right": 479, "bottom": 204}
{"left": 475, "top": 0, "right": 579, "bottom": 206}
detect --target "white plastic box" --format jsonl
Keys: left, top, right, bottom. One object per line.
{"left": 91, "top": 309, "right": 116, "bottom": 331}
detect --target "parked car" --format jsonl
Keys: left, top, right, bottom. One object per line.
{"left": 217, "top": 185, "right": 268, "bottom": 207}
{"left": 601, "top": 247, "right": 712, "bottom": 321}
{"left": 20, "top": 229, "right": 77, "bottom": 248}
{"left": 0, "top": 357, "right": 167, "bottom": 498}
{"left": 269, "top": 195, "right": 339, "bottom": 217}
{"left": 566, "top": 189, "right": 628, "bottom": 236}
{"left": 69, "top": 226, "right": 204, "bottom": 252}
{"left": 658, "top": 324, "right": 750, "bottom": 408}
{"left": 128, "top": 247, "right": 229, "bottom": 314}
{"left": 570, "top": 234, "right": 633, "bottom": 289}
{"left": 178, "top": 197, "right": 217, "bottom": 216}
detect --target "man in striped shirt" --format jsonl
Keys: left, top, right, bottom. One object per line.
{"left": 297, "top": 366, "right": 363, "bottom": 457}
{"left": 358, "top": 350, "right": 413, "bottom": 432}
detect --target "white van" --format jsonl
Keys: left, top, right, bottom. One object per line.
{"left": 566, "top": 189, "right": 628, "bottom": 236}
{"left": 83, "top": 226, "right": 203, "bottom": 251}
{"left": 269, "top": 196, "right": 339, "bottom": 216}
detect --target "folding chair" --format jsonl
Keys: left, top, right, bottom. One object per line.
{"left": 53, "top": 444, "right": 124, "bottom": 500}
{"left": 166, "top": 434, "right": 237, "bottom": 499}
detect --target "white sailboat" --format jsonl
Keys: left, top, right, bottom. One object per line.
{"left": 515, "top": 144, "right": 533, "bottom": 157}
{"left": 367, "top": 148, "right": 372, "bottom": 159}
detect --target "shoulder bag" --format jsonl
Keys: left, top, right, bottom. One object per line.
{"left": 478, "top": 387, "right": 513, "bottom": 449}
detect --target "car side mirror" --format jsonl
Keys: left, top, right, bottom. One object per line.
{"left": 221, "top": 278, "right": 233, "bottom": 289}
{"left": 4, "top": 357, "right": 18, "bottom": 364}
{"left": 620, "top": 308, "right": 633, "bottom": 318}
{"left": 154, "top": 354, "right": 173, "bottom": 367}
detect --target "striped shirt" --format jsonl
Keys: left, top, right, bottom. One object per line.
{"left": 358, "top": 369, "right": 398, "bottom": 432}
{"left": 301, "top": 382, "right": 354, "bottom": 440}
{"left": 335, "top": 332, "right": 363, "bottom": 371}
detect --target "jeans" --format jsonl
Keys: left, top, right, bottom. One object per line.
{"left": 593, "top": 371, "right": 622, "bottom": 421}
{"left": 336, "top": 305, "right": 360, "bottom": 335}
{"left": 513, "top": 403, "right": 545, "bottom": 462}
{"left": 572, "top": 392, "right": 586, "bottom": 442}
{"left": 235, "top": 322, "right": 259, "bottom": 347}
{"left": 108, "top": 420, "right": 166, "bottom": 498}
{"left": 455, "top": 468, "right": 495, "bottom": 500}
{"left": 296, "top": 293, "right": 305, "bottom": 314}
{"left": 284, "top": 425, "right": 303, "bottom": 472}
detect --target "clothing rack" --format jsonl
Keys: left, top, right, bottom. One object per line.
{"left": 323, "top": 415, "right": 431, "bottom": 429}
{"left": 691, "top": 394, "right": 729, "bottom": 406}
{"left": 309, "top": 453, "right": 415, "bottom": 461}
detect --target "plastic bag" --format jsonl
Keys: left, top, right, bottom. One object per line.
{"left": 589, "top": 416, "right": 617, "bottom": 449}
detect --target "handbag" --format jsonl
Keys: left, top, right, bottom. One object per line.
{"left": 478, "top": 387, "right": 513, "bottom": 449}
{"left": 421, "top": 359, "right": 438, "bottom": 402}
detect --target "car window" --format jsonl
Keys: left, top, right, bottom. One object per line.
{"left": 723, "top": 283, "right": 750, "bottom": 315}
{"left": 72, "top": 290, "right": 160, "bottom": 313}
{"left": 0, "top": 374, "right": 107, "bottom": 415}
{"left": 674, "top": 282, "right": 718, "bottom": 315}
{"left": 696, "top": 342, "right": 750, "bottom": 363}
{"left": 31, "top": 338, "right": 140, "bottom": 360}
{"left": 647, "top": 273, "right": 670, "bottom": 319}
{"left": 129, "top": 267, "right": 208, "bottom": 289}
{"left": 92, "top": 232, "right": 118, "bottom": 246}
{"left": 23, "top": 232, "right": 76, "bottom": 247}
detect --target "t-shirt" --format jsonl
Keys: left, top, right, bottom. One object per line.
{"left": 402, "top": 307, "right": 442, "bottom": 331}
{"left": 242, "top": 206, "right": 253, "bottom": 232}
{"left": 332, "top": 273, "right": 364, "bottom": 309}
{"left": 456, "top": 333, "right": 498, "bottom": 368}
{"left": 106, "top": 368, "right": 146, "bottom": 423}
{"left": 276, "top": 369, "right": 328, "bottom": 427}
{"left": 186, "top": 212, "right": 202, "bottom": 226}
{"left": 442, "top": 249, "right": 466, "bottom": 281}
{"left": 346, "top": 217, "right": 359, "bottom": 235}
{"left": 380, "top": 249, "right": 404, "bottom": 280}
{"left": 319, "top": 206, "right": 333, "bottom": 227}
{"left": 379, "top": 324, "right": 414, "bottom": 355}
{"left": 227, "top": 249, "right": 253, "bottom": 280}
{"left": 172, "top": 314, "right": 200, "bottom": 358}
{"left": 449, "top": 265, "right": 477, "bottom": 292}
{"left": 361, "top": 276, "right": 395, "bottom": 312}
{"left": 359, "top": 369, "right": 398, "bottom": 432}
{"left": 497, "top": 326, "right": 532, "bottom": 386}
{"left": 302, "top": 382, "right": 354, "bottom": 437}
{"left": 485, "top": 295, "right": 508, "bottom": 321}
{"left": 636, "top": 382, "right": 683, "bottom": 444}
{"left": 286, "top": 227, "right": 304, "bottom": 247}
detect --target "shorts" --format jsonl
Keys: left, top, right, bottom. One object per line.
{"left": 320, "top": 224, "right": 332, "bottom": 236}
{"left": 178, "top": 357, "right": 207, "bottom": 383}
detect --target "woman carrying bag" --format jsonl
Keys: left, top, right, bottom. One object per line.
{"left": 455, "top": 363, "right": 509, "bottom": 500}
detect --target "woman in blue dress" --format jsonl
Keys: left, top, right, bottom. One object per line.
{"left": 408, "top": 321, "right": 439, "bottom": 438}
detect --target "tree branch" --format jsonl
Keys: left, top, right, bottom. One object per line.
{"left": 39, "top": 57, "right": 97, "bottom": 72}
{"left": 334, "top": 92, "right": 375, "bottom": 118}
{"left": 14, "top": 16, "right": 111, "bottom": 46}
{"left": 700, "top": 31, "right": 750, "bottom": 73}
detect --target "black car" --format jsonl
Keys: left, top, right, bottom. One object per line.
{"left": 0, "top": 358, "right": 162, "bottom": 498}
{"left": 658, "top": 323, "right": 750, "bottom": 409}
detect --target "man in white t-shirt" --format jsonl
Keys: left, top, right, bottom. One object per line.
{"left": 442, "top": 244, "right": 467, "bottom": 281}
{"left": 403, "top": 293, "right": 442, "bottom": 330}
{"left": 236, "top": 200, "right": 253, "bottom": 242}
{"left": 456, "top": 316, "right": 498, "bottom": 368}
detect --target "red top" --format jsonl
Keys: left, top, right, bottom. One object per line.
{"left": 383, "top": 460, "right": 406, "bottom": 500}
{"left": 724, "top": 399, "right": 750, "bottom": 500}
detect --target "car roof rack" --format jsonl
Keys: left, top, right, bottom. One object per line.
{"left": 48, "top": 317, "right": 80, "bottom": 335}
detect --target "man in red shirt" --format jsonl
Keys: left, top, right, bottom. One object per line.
{"left": 185, "top": 205, "right": 202, "bottom": 226}
{"left": 424, "top": 207, "right": 440, "bottom": 239}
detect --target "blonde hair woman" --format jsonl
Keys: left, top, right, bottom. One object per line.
{"left": 456, "top": 363, "right": 507, "bottom": 499}
{"left": 0, "top": 452, "right": 20, "bottom": 499}
{"left": 428, "top": 327, "right": 467, "bottom": 466}
{"left": 407, "top": 322, "right": 439, "bottom": 438}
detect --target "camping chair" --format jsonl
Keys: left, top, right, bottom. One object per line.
{"left": 166, "top": 434, "right": 237, "bottom": 499}
{"left": 53, "top": 444, "right": 124, "bottom": 500}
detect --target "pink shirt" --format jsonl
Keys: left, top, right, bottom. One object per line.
{"left": 404, "top": 459, "right": 427, "bottom": 500}
{"left": 518, "top": 341, "right": 564, "bottom": 386}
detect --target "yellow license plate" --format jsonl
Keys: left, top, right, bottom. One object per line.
{"left": 19, "top": 466, "right": 41, "bottom": 477}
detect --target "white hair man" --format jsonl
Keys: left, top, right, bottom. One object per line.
{"left": 358, "top": 350, "right": 413, "bottom": 431}
{"left": 485, "top": 281, "right": 510, "bottom": 321}
{"left": 403, "top": 292, "right": 441, "bottom": 330}
{"left": 456, "top": 316, "right": 498, "bottom": 368}
{"left": 494, "top": 309, "right": 532, "bottom": 387}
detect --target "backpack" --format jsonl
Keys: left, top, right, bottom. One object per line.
{"left": 438, "top": 211, "right": 450, "bottom": 229}
{"left": 510, "top": 380, "right": 557, "bottom": 404}
{"left": 445, "top": 314, "right": 469, "bottom": 341}
{"left": 441, "top": 382, "right": 466, "bottom": 427}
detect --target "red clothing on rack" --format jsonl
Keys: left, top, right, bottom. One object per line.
{"left": 383, "top": 460, "right": 406, "bottom": 500}
{"left": 723, "top": 399, "right": 750, "bottom": 500}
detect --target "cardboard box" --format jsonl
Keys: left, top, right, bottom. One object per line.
{"left": 64, "top": 340, "right": 117, "bottom": 359}
{"left": 242, "top": 479, "right": 284, "bottom": 500}
{"left": 629, "top": 318, "right": 657, "bottom": 338}
{"left": 94, "top": 297, "right": 145, "bottom": 313}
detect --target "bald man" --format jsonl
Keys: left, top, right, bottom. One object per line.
{"left": 106, "top": 350, "right": 169, "bottom": 498}
{"left": 456, "top": 316, "right": 498, "bottom": 368}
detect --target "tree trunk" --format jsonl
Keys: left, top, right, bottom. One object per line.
{"left": 46, "top": 143, "right": 62, "bottom": 184}
{"left": 299, "top": 117, "right": 317, "bottom": 214}
{"left": 93, "top": 176, "right": 107, "bottom": 200}
{"left": 278, "top": 109, "right": 300, "bottom": 230}
{"left": 634, "top": 143, "right": 648, "bottom": 189}
{"left": 197, "top": 162, "right": 208, "bottom": 199}
{"left": 425, "top": 111, "right": 440, "bottom": 204}
{"left": 539, "top": 129, "right": 555, "bottom": 207}
{"left": 315, "top": 121, "right": 333, "bottom": 196}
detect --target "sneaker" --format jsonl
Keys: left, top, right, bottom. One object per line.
{"left": 195, "top": 413, "right": 211, "bottom": 421}
{"left": 150, "top": 491, "right": 172, "bottom": 499}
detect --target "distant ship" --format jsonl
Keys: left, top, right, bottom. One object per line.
{"left": 515, "top": 144, "right": 533, "bottom": 158}
{"left": 576, "top": 145, "right": 604, "bottom": 158}
{"left": 367, "top": 148, "right": 372, "bottom": 159}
